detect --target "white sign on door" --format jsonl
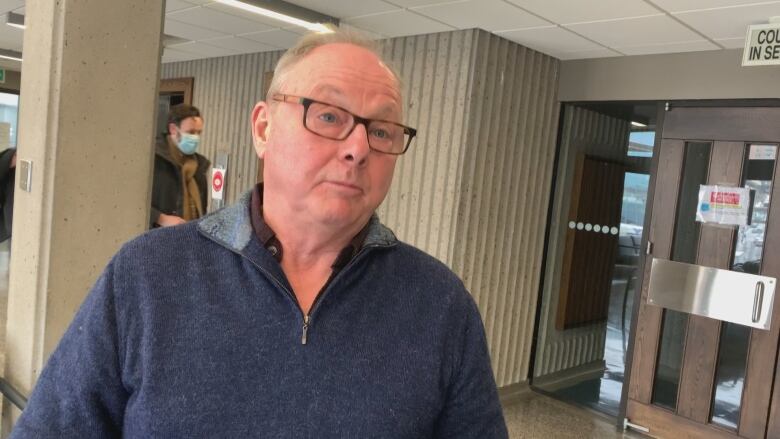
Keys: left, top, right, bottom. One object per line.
{"left": 696, "top": 185, "right": 751, "bottom": 226}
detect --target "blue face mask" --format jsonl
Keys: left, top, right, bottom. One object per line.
{"left": 177, "top": 133, "right": 200, "bottom": 155}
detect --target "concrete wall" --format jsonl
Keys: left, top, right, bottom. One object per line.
{"left": 559, "top": 48, "right": 780, "bottom": 102}
{"left": 161, "top": 28, "right": 561, "bottom": 387}
{"left": 4, "top": 0, "right": 163, "bottom": 406}
{"left": 453, "top": 31, "right": 559, "bottom": 386}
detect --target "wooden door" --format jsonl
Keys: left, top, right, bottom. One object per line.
{"left": 626, "top": 106, "right": 780, "bottom": 438}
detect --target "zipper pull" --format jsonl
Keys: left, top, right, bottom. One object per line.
{"left": 301, "top": 315, "right": 310, "bottom": 345}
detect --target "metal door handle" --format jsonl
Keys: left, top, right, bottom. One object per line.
{"left": 753, "top": 282, "right": 765, "bottom": 323}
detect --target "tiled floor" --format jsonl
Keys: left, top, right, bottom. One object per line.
{"left": 503, "top": 392, "right": 645, "bottom": 438}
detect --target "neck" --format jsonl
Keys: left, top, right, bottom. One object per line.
{"left": 262, "top": 192, "right": 370, "bottom": 315}
{"left": 264, "top": 204, "right": 367, "bottom": 270}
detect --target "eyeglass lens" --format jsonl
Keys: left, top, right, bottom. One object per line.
{"left": 305, "top": 102, "right": 409, "bottom": 154}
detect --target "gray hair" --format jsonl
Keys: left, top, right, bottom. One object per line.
{"left": 265, "top": 27, "right": 401, "bottom": 102}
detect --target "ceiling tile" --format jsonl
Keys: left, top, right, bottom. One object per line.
{"left": 556, "top": 47, "right": 622, "bottom": 60}
{"left": 619, "top": 39, "right": 719, "bottom": 55}
{"left": 0, "top": 0, "right": 24, "bottom": 16}
{"left": 162, "top": 47, "right": 203, "bottom": 63}
{"left": 168, "top": 41, "right": 242, "bottom": 58}
{"left": 497, "top": 26, "right": 604, "bottom": 55}
{"left": 168, "top": 6, "right": 273, "bottom": 34}
{"left": 384, "top": 0, "right": 463, "bottom": 7}
{"left": 413, "top": 0, "right": 549, "bottom": 31}
{"left": 204, "top": 2, "right": 298, "bottom": 28}
{"left": 0, "top": 19, "right": 23, "bottom": 52}
{"left": 345, "top": 10, "right": 455, "bottom": 37}
{"left": 675, "top": 2, "right": 780, "bottom": 40}
{"left": 339, "top": 22, "right": 386, "bottom": 40}
{"left": 285, "top": 0, "right": 398, "bottom": 19}
{"left": 650, "top": 0, "right": 779, "bottom": 13}
{"left": 504, "top": 0, "right": 660, "bottom": 25}
{"left": 164, "top": 18, "right": 229, "bottom": 41}
{"left": 715, "top": 36, "right": 747, "bottom": 49}
{"left": 240, "top": 29, "right": 305, "bottom": 48}
{"left": 166, "top": 0, "right": 199, "bottom": 14}
{"left": 201, "top": 35, "right": 277, "bottom": 53}
{"left": 566, "top": 15, "right": 702, "bottom": 48}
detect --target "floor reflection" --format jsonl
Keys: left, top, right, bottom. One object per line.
{"left": 548, "top": 263, "right": 636, "bottom": 416}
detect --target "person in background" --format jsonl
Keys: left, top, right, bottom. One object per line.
{"left": 150, "top": 104, "right": 210, "bottom": 228}
{"left": 0, "top": 147, "right": 15, "bottom": 242}
{"left": 11, "top": 30, "right": 507, "bottom": 438}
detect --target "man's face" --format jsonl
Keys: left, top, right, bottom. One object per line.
{"left": 252, "top": 43, "right": 402, "bottom": 230}
{"left": 169, "top": 116, "right": 203, "bottom": 142}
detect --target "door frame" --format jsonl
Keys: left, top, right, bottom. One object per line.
{"left": 618, "top": 99, "right": 780, "bottom": 436}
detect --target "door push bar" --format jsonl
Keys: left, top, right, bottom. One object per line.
{"left": 647, "top": 258, "right": 776, "bottom": 330}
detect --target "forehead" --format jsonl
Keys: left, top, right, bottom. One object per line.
{"left": 178, "top": 116, "right": 203, "bottom": 129}
{"left": 283, "top": 44, "right": 402, "bottom": 112}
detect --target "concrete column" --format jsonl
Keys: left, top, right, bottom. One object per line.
{"left": 2, "top": 0, "right": 164, "bottom": 421}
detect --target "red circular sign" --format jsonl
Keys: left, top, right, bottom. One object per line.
{"left": 212, "top": 171, "right": 223, "bottom": 192}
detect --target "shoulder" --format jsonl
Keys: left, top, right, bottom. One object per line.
{"left": 375, "top": 241, "right": 477, "bottom": 313}
{"left": 196, "top": 153, "right": 211, "bottom": 169}
{"left": 113, "top": 221, "right": 215, "bottom": 272}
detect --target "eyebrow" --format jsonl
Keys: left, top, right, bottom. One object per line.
{"left": 310, "top": 84, "right": 399, "bottom": 120}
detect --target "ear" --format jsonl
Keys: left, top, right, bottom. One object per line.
{"left": 167, "top": 122, "right": 178, "bottom": 137}
{"left": 251, "top": 101, "right": 271, "bottom": 159}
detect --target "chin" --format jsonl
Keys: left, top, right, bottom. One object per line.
{"left": 315, "top": 203, "right": 371, "bottom": 227}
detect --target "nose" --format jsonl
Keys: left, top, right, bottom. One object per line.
{"left": 340, "top": 122, "right": 371, "bottom": 166}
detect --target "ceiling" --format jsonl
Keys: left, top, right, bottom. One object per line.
{"left": 0, "top": 0, "right": 777, "bottom": 68}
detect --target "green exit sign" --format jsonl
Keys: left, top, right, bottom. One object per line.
{"left": 0, "top": 69, "right": 5, "bottom": 84}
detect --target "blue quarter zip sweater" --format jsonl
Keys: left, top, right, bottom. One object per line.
{"left": 12, "top": 192, "right": 508, "bottom": 438}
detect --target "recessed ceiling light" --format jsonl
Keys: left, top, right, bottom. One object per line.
{"left": 631, "top": 121, "right": 647, "bottom": 128}
{"left": 6, "top": 12, "right": 24, "bottom": 30}
{"left": 215, "top": 0, "right": 334, "bottom": 34}
{"left": 0, "top": 49, "right": 22, "bottom": 62}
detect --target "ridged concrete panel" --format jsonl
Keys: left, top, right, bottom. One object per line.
{"left": 453, "top": 31, "right": 560, "bottom": 387}
{"left": 534, "top": 105, "right": 631, "bottom": 377}
{"left": 162, "top": 50, "right": 283, "bottom": 206}
{"left": 374, "top": 31, "right": 473, "bottom": 264}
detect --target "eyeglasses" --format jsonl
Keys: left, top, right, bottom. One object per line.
{"left": 272, "top": 94, "right": 417, "bottom": 155}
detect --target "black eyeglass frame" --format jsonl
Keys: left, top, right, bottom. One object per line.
{"left": 272, "top": 94, "right": 417, "bottom": 155}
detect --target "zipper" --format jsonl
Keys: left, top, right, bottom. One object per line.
{"left": 302, "top": 315, "right": 310, "bottom": 345}
{"left": 201, "top": 232, "right": 393, "bottom": 345}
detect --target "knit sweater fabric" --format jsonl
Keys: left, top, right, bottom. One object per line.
{"left": 11, "top": 192, "right": 508, "bottom": 438}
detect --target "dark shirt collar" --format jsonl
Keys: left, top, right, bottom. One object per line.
{"left": 250, "top": 184, "right": 369, "bottom": 269}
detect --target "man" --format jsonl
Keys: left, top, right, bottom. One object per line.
{"left": 12, "top": 31, "right": 507, "bottom": 438}
{"left": 150, "top": 104, "right": 210, "bottom": 228}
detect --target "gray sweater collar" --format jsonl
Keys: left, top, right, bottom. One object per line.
{"left": 197, "top": 189, "right": 397, "bottom": 253}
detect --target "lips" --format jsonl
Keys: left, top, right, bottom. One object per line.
{"left": 324, "top": 180, "right": 364, "bottom": 194}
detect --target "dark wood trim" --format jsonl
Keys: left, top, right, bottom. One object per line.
{"left": 627, "top": 139, "right": 685, "bottom": 404}
{"left": 618, "top": 102, "right": 666, "bottom": 425}
{"left": 663, "top": 107, "right": 780, "bottom": 142}
{"left": 627, "top": 399, "right": 739, "bottom": 439}
{"left": 555, "top": 154, "right": 583, "bottom": 330}
{"left": 676, "top": 141, "right": 743, "bottom": 423}
{"left": 741, "top": 145, "right": 780, "bottom": 439}
{"left": 160, "top": 77, "right": 194, "bottom": 105}
{"left": 767, "top": 345, "right": 780, "bottom": 438}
